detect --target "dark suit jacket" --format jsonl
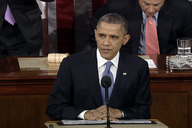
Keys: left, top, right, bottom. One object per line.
{"left": 46, "top": 48, "right": 152, "bottom": 120}
{"left": 89, "top": 0, "right": 192, "bottom": 54}
{"left": 0, "top": 0, "right": 54, "bottom": 53}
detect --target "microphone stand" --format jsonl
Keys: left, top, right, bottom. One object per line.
{"left": 101, "top": 76, "right": 112, "bottom": 128}
{"left": 105, "top": 86, "right": 112, "bottom": 128}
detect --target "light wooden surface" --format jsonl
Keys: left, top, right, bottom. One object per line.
{"left": 17, "top": 55, "right": 153, "bottom": 71}
{"left": 18, "top": 57, "right": 50, "bottom": 70}
{"left": 45, "top": 120, "right": 168, "bottom": 128}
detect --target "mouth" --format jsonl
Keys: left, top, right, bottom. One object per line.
{"left": 101, "top": 48, "right": 111, "bottom": 53}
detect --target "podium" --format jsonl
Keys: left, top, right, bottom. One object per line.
{"left": 44, "top": 120, "right": 168, "bottom": 128}
{"left": 1, "top": 55, "right": 192, "bottom": 128}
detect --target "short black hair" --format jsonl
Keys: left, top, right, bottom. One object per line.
{"left": 97, "top": 13, "right": 128, "bottom": 35}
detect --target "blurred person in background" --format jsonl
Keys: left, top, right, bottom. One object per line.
{"left": 0, "top": 0, "right": 54, "bottom": 57}
{"left": 89, "top": 0, "right": 192, "bottom": 55}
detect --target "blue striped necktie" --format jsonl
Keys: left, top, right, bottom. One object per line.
{"left": 101, "top": 61, "right": 114, "bottom": 105}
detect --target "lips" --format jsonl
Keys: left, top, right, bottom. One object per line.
{"left": 102, "top": 48, "right": 111, "bottom": 53}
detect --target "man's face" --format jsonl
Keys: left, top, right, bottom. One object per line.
{"left": 95, "top": 21, "right": 130, "bottom": 60}
{"left": 139, "top": 0, "right": 165, "bottom": 17}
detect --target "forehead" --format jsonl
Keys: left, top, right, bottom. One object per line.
{"left": 97, "top": 22, "right": 122, "bottom": 34}
{"left": 139, "top": 0, "right": 164, "bottom": 4}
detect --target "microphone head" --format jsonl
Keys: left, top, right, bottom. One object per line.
{"left": 101, "top": 76, "right": 111, "bottom": 88}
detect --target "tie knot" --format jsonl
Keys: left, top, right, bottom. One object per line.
{"left": 147, "top": 17, "right": 155, "bottom": 25}
{"left": 105, "top": 61, "right": 113, "bottom": 69}
{"left": 103, "top": 61, "right": 113, "bottom": 75}
{"left": 148, "top": 16, "right": 153, "bottom": 19}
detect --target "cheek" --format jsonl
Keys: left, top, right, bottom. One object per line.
{"left": 96, "top": 38, "right": 103, "bottom": 45}
{"left": 96, "top": 40, "right": 101, "bottom": 47}
{"left": 141, "top": 5, "right": 147, "bottom": 11}
{"left": 113, "top": 41, "right": 123, "bottom": 50}
{"left": 155, "top": 7, "right": 161, "bottom": 11}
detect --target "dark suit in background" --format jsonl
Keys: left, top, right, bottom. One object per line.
{"left": 46, "top": 48, "right": 152, "bottom": 120}
{"left": 0, "top": 0, "right": 54, "bottom": 57}
{"left": 89, "top": 0, "right": 192, "bottom": 54}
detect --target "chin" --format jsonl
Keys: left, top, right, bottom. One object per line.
{"left": 101, "top": 55, "right": 109, "bottom": 60}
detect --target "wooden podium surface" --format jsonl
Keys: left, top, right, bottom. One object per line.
{"left": 0, "top": 55, "right": 192, "bottom": 128}
{"left": 44, "top": 120, "right": 168, "bottom": 128}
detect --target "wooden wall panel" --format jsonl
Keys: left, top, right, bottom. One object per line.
{"left": 0, "top": 93, "right": 188, "bottom": 128}
{"left": 0, "top": 95, "right": 50, "bottom": 128}
{"left": 151, "top": 93, "right": 188, "bottom": 128}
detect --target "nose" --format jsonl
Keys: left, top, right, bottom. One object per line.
{"left": 148, "top": 6, "right": 155, "bottom": 15}
{"left": 103, "top": 37, "right": 110, "bottom": 45}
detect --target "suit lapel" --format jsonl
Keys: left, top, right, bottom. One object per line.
{"left": 157, "top": 1, "right": 173, "bottom": 54}
{"left": 82, "top": 49, "right": 103, "bottom": 107}
{"left": 109, "top": 50, "right": 130, "bottom": 107}
{"left": 127, "top": 1, "right": 143, "bottom": 54}
{"left": 128, "top": 17, "right": 142, "bottom": 53}
{"left": 0, "top": 2, "right": 7, "bottom": 28}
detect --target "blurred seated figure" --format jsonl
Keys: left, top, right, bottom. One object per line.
{"left": 0, "top": 0, "right": 54, "bottom": 57}
{"left": 89, "top": 0, "right": 192, "bottom": 54}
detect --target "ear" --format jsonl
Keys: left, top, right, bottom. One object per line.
{"left": 94, "top": 29, "right": 98, "bottom": 41}
{"left": 123, "top": 34, "right": 130, "bottom": 45}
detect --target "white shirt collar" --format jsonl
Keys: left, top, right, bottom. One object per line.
{"left": 97, "top": 48, "right": 119, "bottom": 68}
{"left": 142, "top": 11, "right": 159, "bottom": 20}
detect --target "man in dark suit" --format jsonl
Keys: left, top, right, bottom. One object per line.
{"left": 89, "top": 0, "right": 192, "bottom": 54}
{"left": 46, "top": 13, "right": 152, "bottom": 120}
{"left": 0, "top": 0, "right": 54, "bottom": 57}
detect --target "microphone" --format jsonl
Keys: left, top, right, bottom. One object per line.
{"left": 101, "top": 76, "right": 112, "bottom": 128}
{"left": 101, "top": 76, "right": 111, "bottom": 88}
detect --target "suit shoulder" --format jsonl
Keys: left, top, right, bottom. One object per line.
{"left": 120, "top": 48, "right": 147, "bottom": 64}
{"left": 65, "top": 49, "right": 95, "bottom": 63}
{"left": 107, "top": 0, "right": 135, "bottom": 11}
{"left": 122, "top": 54, "right": 148, "bottom": 69}
{"left": 128, "top": 54, "right": 147, "bottom": 63}
{"left": 170, "top": 0, "right": 192, "bottom": 10}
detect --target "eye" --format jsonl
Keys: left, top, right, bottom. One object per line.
{"left": 99, "top": 34, "right": 105, "bottom": 38}
{"left": 154, "top": 3, "right": 160, "bottom": 7}
{"left": 111, "top": 35, "right": 119, "bottom": 40}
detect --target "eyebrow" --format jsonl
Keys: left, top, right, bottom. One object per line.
{"left": 153, "top": 2, "right": 161, "bottom": 6}
{"left": 110, "top": 35, "right": 119, "bottom": 38}
{"left": 98, "top": 33, "right": 119, "bottom": 38}
{"left": 98, "top": 33, "right": 105, "bottom": 36}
